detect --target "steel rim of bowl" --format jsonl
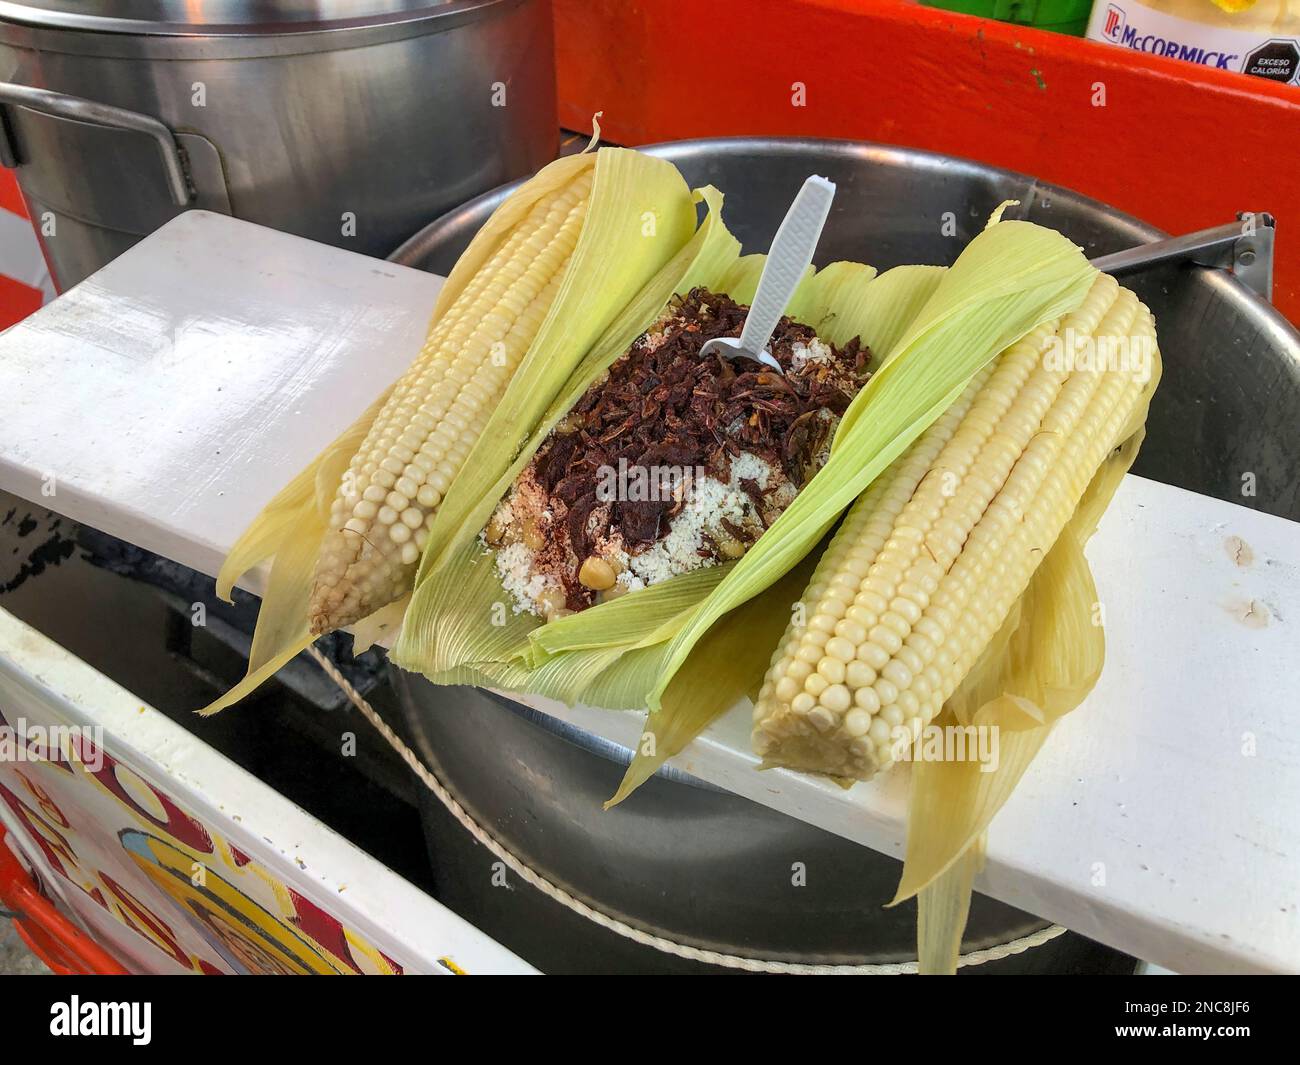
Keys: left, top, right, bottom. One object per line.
{"left": 394, "top": 134, "right": 1162, "bottom": 265}
{"left": 393, "top": 133, "right": 1292, "bottom": 338}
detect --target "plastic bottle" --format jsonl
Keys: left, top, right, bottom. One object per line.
{"left": 923, "top": 2, "right": 1096, "bottom": 37}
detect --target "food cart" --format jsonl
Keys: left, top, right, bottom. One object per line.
{"left": 0, "top": 0, "right": 1297, "bottom": 985}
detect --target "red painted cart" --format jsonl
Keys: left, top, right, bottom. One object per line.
{"left": 553, "top": 0, "right": 1300, "bottom": 322}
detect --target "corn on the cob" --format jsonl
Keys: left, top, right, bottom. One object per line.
{"left": 752, "top": 275, "right": 1156, "bottom": 779}
{"left": 308, "top": 171, "right": 593, "bottom": 634}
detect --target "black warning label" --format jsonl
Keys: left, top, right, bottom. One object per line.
{"left": 1243, "top": 39, "right": 1300, "bottom": 84}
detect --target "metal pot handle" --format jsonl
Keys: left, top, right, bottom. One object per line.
{"left": 1090, "top": 213, "right": 1276, "bottom": 303}
{"left": 0, "top": 82, "right": 191, "bottom": 207}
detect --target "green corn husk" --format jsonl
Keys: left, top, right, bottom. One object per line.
{"left": 644, "top": 217, "right": 1098, "bottom": 719}
{"left": 605, "top": 553, "right": 820, "bottom": 807}
{"left": 606, "top": 223, "right": 1096, "bottom": 801}
{"left": 588, "top": 222, "right": 1096, "bottom": 793}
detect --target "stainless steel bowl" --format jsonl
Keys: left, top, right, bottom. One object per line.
{"left": 390, "top": 138, "right": 1300, "bottom": 973}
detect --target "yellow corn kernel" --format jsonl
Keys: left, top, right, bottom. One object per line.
{"left": 753, "top": 276, "right": 1155, "bottom": 781}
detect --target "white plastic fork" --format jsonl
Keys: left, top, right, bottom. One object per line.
{"left": 699, "top": 174, "right": 837, "bottom": 374}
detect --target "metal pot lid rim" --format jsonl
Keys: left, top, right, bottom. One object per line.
{"left": 0, "top": 0, "right": 507, "bottom": 36}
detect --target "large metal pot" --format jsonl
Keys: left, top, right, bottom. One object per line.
{"left": 390, "top": 138, "right": 1300, "bottom": 973}
{"left": 0, "top": 0, "right": 556, "bottom": 289}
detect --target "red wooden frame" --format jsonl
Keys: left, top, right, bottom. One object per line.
{"left": 0, "top": 169, "right": 43, "bottom": 330}
{"left": 553, "top": 0, "right": 1300, "bottom": 323}
{"left": 0, "top": 167, "right": 26, "bottom": 219}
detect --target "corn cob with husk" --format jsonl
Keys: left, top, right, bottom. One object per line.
{"left": 203, "top": 145, "right": 698, "bottom": 714}
{"left": 750, "top": 273, "right": 1160, "bottom": 780}
{"left": 309, "top": 173, "right": 593, "bottom": 634}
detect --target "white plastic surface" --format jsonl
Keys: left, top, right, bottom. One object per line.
{"left": 1, "top": 210, "right": 1297, "bottom": 974}
{"left": 0, "top": 210, "right": 441, "bottom": 586}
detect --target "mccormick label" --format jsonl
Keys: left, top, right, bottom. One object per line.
{"left": 1088, "top": 1, "right": 1300, "bottom": 85}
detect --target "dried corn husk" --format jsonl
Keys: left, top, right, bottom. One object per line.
{"left": 901, "top": 357, "right": 1160, "bottom": 973}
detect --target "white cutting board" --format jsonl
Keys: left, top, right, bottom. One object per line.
{"left": 1, "top": 210, "right": 1297, "bottom": 974}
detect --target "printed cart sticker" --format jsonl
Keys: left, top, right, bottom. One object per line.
{"left": 0, "top": 608, "right": 531, "bottom": 974}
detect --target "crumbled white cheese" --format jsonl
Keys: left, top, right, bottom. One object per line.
{"left": 495, "top": 541, "right": 557, "bottom": 615}
{"left": 791, "top": 338, "right": 833, "bottom": 371}
{"left": 627, "top": 476, "right": 736, "bottom": 585}
{"left": 730, "top": 449, "right": 772, "bottom": 489}
{"left": 639, "top": 330, "right": 669, "bottom": 353}
{"left": 617, "top": 570, "right": 646, "bottom": 593}
{"left": 624, "top": 451, "right": 780, "bottom": 586}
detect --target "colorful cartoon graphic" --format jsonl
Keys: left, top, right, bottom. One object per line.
{"left": 0, "top": 704, "right": 412, "bottom": 974}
